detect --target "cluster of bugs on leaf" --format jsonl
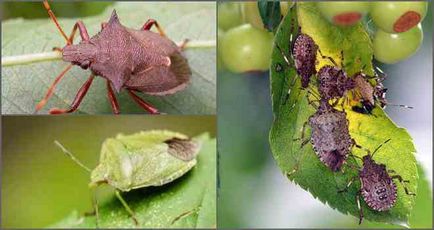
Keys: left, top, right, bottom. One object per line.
{"left": 55, "top": 130, "right": 201, "bottom": 226}
{"left": 275, "top": 13, "right": 416, "bottom": 224}
{"left": 37, "top": 0, "right": 192, "bottom": 114}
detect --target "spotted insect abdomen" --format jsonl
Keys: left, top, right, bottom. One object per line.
{"left": 361, "top": 180, "right": 397, "bottom": 211}
{"left": 359, "top": 157, "right": 398, "bottom": 211}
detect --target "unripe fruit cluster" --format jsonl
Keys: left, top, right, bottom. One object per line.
{"left": 218, "top": 1, "right": 428, "bottom": 73}
{"left": 316, "top": 1, "right": 427, "bottom": 64}
{"left": 218, "top": 2, "right": 292, "bottom": 73}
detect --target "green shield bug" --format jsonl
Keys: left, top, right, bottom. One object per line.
{"left": 55, "top": 130, "right": 200, "bottom": 226}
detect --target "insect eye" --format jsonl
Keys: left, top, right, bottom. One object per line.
{"left": 80, "top": 60, "right": 90, "bottom": 69}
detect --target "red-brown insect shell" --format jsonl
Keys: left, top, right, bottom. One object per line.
{"left": 63, "top": 10, "right": 192, "bottom": 94}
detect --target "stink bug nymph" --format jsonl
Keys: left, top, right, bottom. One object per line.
{"left": 338, "top": 139, "right": 416, "bottom": 224}
{"left": 55, "top": 130, "right": 200, "bottom": 226}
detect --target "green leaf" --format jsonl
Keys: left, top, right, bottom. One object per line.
{"left": 1, "top": 2, "right": 216, "bottom": 114}
{"left": 269, "top": 3, "right": 418, "bottom": 226}
{"left": 258, "top": 0, "right": 281, "bottom": 32}
{"left": 49, "top": 133, "right": 216, "bottom": 228}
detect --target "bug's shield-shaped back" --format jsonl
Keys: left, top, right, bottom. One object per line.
{"left": 90, "top": 130, "right": 200, "bottom": 192}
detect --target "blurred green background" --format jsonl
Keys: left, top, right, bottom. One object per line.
{"left": 1, "top": 115, "right": 216, "bottom": 228}
{"left": 218, "top": 1, "right": 433, "bottom": 229}
{"left": 1, "top": 2, "right": 112, "bottom": 20}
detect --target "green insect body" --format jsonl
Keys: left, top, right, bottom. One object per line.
{"left": 55, "top": 130, "right": 201, "bottom": 226}
{"left": 90, "top": 130, "right": 200, "bottom": 192}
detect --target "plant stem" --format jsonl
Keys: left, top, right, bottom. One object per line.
{"left": 2, "top": 51, "right": 63, "bottom": 67}
{"left": 1, "top": 40, "right": 215, "bottom": 67}
{"left": 182, "top": 40, "right": 216, "bottom": 49}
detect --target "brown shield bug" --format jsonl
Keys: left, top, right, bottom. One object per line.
{"left": 351, "top": 67, "right": 413, "bottom": 115}
{"left": 315, "top": 51, "right": 359, "bottom": 107}
{"left": 290, "top": 96, "right": 360, "bottom": 173}
{"left": 275, "top": 18, "right": 336, "bottom": 105}
{"left": 292, "top": 33, "right": 319, "bottom": 88}
{"left": 277, "top": 31, "right": 334, "bottom": 89}
{"left": 36, "top": 1, "right": 191, "bottom": 114}
{"left": 317, "top": 64, "right": 355, "bottom": 103}
{"left": 338, "top": 139, "right": 416, "bottom": 224}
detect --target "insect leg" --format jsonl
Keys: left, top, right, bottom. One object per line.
{"left": 356, "top": 190, "right": 364, "bottom": 225}
{"left": 141, "top": 19, "right": 166, "bottom": 37}
{"left": 340, "top": 50, "right": 345, "bottom": 69}
{"left": 275, "top": 43, "right": 298, "bottom": 106}
{"left": 95, "top": 193, "right": 99, "bottom": 228}
{"left": 127, "top": 90, "right": 160, "bottom": 114}
{"left": 43, "top": 0, "right": 69, "bottom": 43}
{"left": 275, "top": 44, "right": 293, "bottom": 68}
{"left": 391, "top": 175, "right": 416, "bottom": 196}
{"left": 374, "top": 65, "right": 387, "bottom": 81}
{"left": 101, "top": 22, "right": 108, "bottom": 30}
{"left": 106, "top": 80, "right": 120, "bottom": 114}
{"left": 318, "top": 48, "right": 338, "bottom": 67}
{"left": 49, "top": 74, "right": 95, "bottom": 114}
{"left": 287, "top": 121, "right": 311, "bottom": 177}
{"left": 115, "top": 190, "right": 139, "bottom": 226}
{"left": 83, "top": 189, "right": 100, "bottom": 228}
{"left": 293, "top": 121, "right": 309, "bottom": 144}
{"left": 351, "top": 139, "right": 371, "bottom": 155}
{"left": 35, "top": 64, "right": 73, "bottom": 113}
{"left": 337, "top": 176, "right": 357, "bottom": 193}
{"left": 305, "top": 91, "right": 320, "bottom": 109}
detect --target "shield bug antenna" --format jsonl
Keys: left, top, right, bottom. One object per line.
{"left": 54, "top": 140, "right": 139, "bottom": 225}
{"left": 54, "top": 140, "right": 91, "bottom": 172}
{"left": 37, "top": 0, "right": 192, "bottom": 114}
{"left": 43, "top": 0, "right": 69, "bottom": 44}
{"left": 338, "top": 139, "right": 416, "bottom": 224}
{"left": 54, "top": 140, "right": 103, "bottom": 226}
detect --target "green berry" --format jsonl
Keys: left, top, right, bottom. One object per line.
{"left": 373, "top": 24, "right": 423, "bottom": 64}
{"left": 370, "top": 1, "right": 428, "bottom": 33}
{"left": 242, "top": 2, "right": 265, "bottom": 30}
{"left": 317, "top": 1, "right": 370, "bottom": 26}
{"left": 218, "top": 2, "right": 243, "bottom": 31}
{"left": 220, "top": 24, "right": 274, "bottom": 73}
